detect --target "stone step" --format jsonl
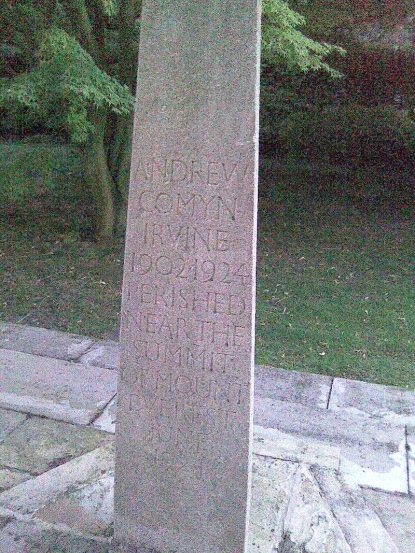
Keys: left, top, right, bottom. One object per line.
{"left": 0, "top": 349, "right": 117, "bottom": 425}
{"left": 255, "top": 396, "right": 409, "bottom": 494}
{"left": 249, "top": 454, "right": 400, "bottom": 553}
{"left": 0, "top": 322, "right": 119, "bottom": 369}
{"left": 313, "top": 467, "right": 400, "bottom": 553}
{"left": 0, "top": 445, "right": 402, "bottom": 553}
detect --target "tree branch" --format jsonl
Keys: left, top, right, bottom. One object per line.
{"left": 85, "top": 0, "right": 107, "bottom": 65}
{"left": 118, "top": 0, "right": 142, "bottom": 91}
{"left": 59, "top": 0, "right": 103, "bottom": 66}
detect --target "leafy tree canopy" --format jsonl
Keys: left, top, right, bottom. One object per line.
{"left": 262, "top": 0, "right": 344, "bottom": 75}
{"left": 1, "top": 26, "right": 134, "bottom": 142}
{"left": 0, "top": 0, "right": 342, "bottom": 142}
{"left": 0, "top": 0, "right": 342, "bottom": 239}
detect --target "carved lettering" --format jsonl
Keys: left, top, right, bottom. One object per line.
{"left": 134, "top": 157, "right": 250, "bottom": 187}
{"left": 130, "top": 340, "right": 236, "bottom": 371}
{"left": 125, "top": 398, "right": 244, "bottom": 448}
{"left": 142, "top": 223, "right": 238, "bottom": 252}
{"left": 121, "top": 368, "right": 248, "bottom": 409}
{"left": 138, "top": 191, "right": 240, "bottom": 221}
{"left": 129, "top": 254, "right": 251, "bottom": 286}
{"left": 127, "top": 283, "right": 246, "bottom": 316}
{"left": 122, "top": 310, "right": 248, "bottom": 347}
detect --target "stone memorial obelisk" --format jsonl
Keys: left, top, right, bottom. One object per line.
{"left": 114, "top": 1, "right": 261, "bottom": 552}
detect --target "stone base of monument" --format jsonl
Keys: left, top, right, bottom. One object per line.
{"left": 0, "top": 429, "right": 404, "bottom": 553}
{"left": 0, "top": 326, "right": 413, "bottom": 552}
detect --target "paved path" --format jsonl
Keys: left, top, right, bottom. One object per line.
{"left": 0, "top": 322, "right": 414, "bottom": 552}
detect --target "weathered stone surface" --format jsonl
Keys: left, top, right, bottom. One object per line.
{"left": 283, "top": 465, "right": 352, "bottom": 553}
{"left": 339, "top": 445, "right": 409, "bottom": 494}
{"left": 0, "top": 409, "right": 26, "bottom": 441}
{"left": 78, "top": 341, "right": 119, "bottom": 370}
{"left": 0, "top": 469, "right": 31, "bottom": 493}
{"left": 36, "top": 472, "right": 114, "bottom": 537}
{"left": 253, "top": 425, "right": 340, "bottom": 470}
{"left": 329, "top": 378, "right": 415, "bottom": 426}
{"left": 0, "top": 443, "right": 113, "bottom": 515}
{"left": 114, "top": 1, "right": 261, "bottom": 552}
{"left": 0, "top": 323, "right": 92, "bottom": 361}
{"left": 0, "top": 416, "right": 110, "bottom": 477}
{"left": 362, "top": 488, "right": 415, "bottom": 552}
{"left": 255, "top": 397, "right": 408, "bottom": 493}
{"left": 255, "top": 365, "right": 332, "bottom": 409}
{"left": 0, "top": 518, "right": 110, "bottom": 553}
{"left": 93, "top": 397, "right": 117, "bottom": 434}
{"left": 313, "top": 467, "right": 400, "bottom": 553}
{"left": 247, "top": 456, "right": 297, "bottom": 552}
{"left": 0, "top": 349, "right": 117, "bottom": 424}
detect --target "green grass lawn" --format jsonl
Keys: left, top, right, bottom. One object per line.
{"left": 0, "top": 138, "right": 123, "bottom": 339}
{"left": 256, "top": 160, "right": 414, "bottom": 387}
{"left": 1, "top": 141, "right": 414, "bottom": 387}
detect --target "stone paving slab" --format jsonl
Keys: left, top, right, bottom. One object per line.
{"left": 329, "top": 378, "right": 415, "bottom": 426}
{"left": 0, "top": 349, "right": 117, "bottom": 424}
{"left": 0, "top": 323, "right": 93, "bottom": 361}
{"left": 255, "top": 397, "right": 408, "bottom": 493}
{"left": 0, "top": 439, "right": 407, "bottom": 553}
{"left": 35, "top": 472, "right": 114, "bottom": 537}
{"left": 339, "top": 451, "right": 408, "bottom": 495}
{"left": 0, "top": 324, "right": 413, "bottom": 552}
{"left": 0, "top": 416, "right": 110, "bottom": 477}
{"left": 255, "top": 365, "right": 332, "bottom": 409}
{"left": 0, "top": 514, "right": 110, "bottom": 553}
{"left": 0, "top": 409, "right": 26, "bottom": 441}
{"left": 247, "top": 456, "right": 297, "bottom": 552}
{"left": 362, "top": 488, "right": 415, "bottom": 553}
{"left": 313, "top": 467, "right": 399, "bottom": 553}
{"left": 283, "top": 465, "right": 352, "bottom": 553}
{"left": 93, "top": 398, "right": 117, "bottom": 434}
{"left": 0, "top": 443, "right": 114, "bottom": 515}
{"left": 253, "top": 425, "right": 340, "bottom": 470}
{"left": 0, "top": 469, "right": 31, "bottom": 493}
{"left": 78, "top": 341, "right": 120, "bottom": 370}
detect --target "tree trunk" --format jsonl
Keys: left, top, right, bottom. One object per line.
{"left": 107, "top": 112, "right": 134, "bottom": 233}
{"left": 82, "top": 109, "right": 116, "bottom": 240}
{"left": 110, "top": 0, "right": 141, "bottom": 233}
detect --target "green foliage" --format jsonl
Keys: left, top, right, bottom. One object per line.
{"left": 262, "top": 0, "right": 345, "bottom": 75}
{"left": 0, "top": 28, "right": 134, "bottom": 143}
{"left": 0, "top": 0, "right": 55, "bottom": 77}
{"left": 260, "top": 0, "right": 346, "bottom": 149}
{"left": 0, "top": 0, "right": 343, "bottom": 238}
{"left": 101, "top": 0, "right": 119, "bottom": 17}
{"left": 0, "top": 138, "right": 82, "bottom": 204}
{"left": 292, "top": 0, "right": 415, "bottom": 34}
{"left": 280, "top": 105, "right": 415, "bottom": 165}
{"left": 260, "top": 66, "right": 347, "bottom": 149}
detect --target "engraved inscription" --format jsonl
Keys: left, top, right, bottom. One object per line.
{"left": 129, "top": 254, "right": 252, "bottom": 285}
{"left": 121, "top": 152, "right": 254, "bottom": 492}
{"left": 133, "top": 157, "right": 251, "bottom": 186}
{"left": 122, "top": 310, "right": 248, "bottom": 347}
{"left": 142, "top": 223, "right": 242, "bottom": 252}
{"left": 119, "top": 368, "right": 249, "bottom": 411}
{"left": 127, "top": 283, "right": 246, "bottom": 315}
{"left": 137, "top": 191, "right": 241, "bottom": 221}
